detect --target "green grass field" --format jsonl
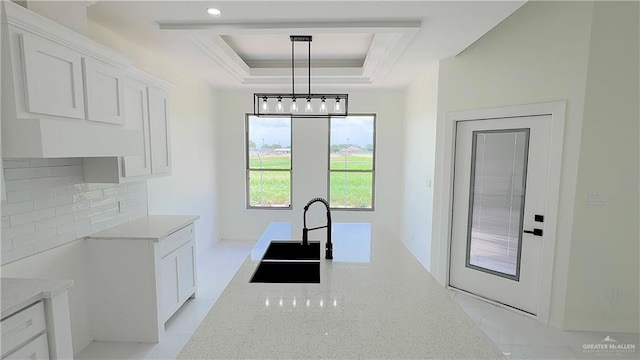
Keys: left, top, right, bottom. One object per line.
{"left": 248, "top": 153, "right": 373, "bottom": 208}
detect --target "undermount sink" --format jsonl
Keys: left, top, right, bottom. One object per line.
{"left": 250, "top": 241, "right": 321, "bottom": 284}
{"left": 250, "top": 261, "right": 320, "bottom": 283}
{"left": 262, "top": 241, "right": 320, "bottom": 260}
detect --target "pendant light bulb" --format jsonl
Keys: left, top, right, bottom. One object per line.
{"left": 320, "top": 97, "right": 326, "bottom": 112}
{"left": 277, "top": 97, "right": 283, "bottom": 112}
{"left": 306, "top": 98, "right": 312, "bottom": 112}
{"left": 291, "top": 98, "right": 298, "bottom": 112}
{"left": 262, "top": 97, "right": 268, "bottom": 111}
{"left": 335, "top": 97, "right": 341, "bottom": 112}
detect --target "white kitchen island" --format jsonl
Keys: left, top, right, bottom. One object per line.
{"left": 178, "top": 222, "right": 504, "bottom": 359}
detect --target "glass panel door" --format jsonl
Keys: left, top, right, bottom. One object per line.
{"left": 466, "top": 129, "right": 530, "bottom": 280}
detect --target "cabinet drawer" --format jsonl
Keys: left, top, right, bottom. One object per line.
{"left": 1, "top": 302, "right": 47, "bottom": 358}
{"left": 4, "top": 333, "right": 49, "bottom": 360}
{"left": 159, "top": 224, "right": 194, "bottom": 258}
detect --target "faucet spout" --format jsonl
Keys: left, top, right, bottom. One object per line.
{"left": 302, "top": 197, "right": 333, "bottom": 260}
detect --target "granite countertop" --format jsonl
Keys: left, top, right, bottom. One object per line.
{"left": 178, "top": 222, "right": 504, "bottom": 359}
{"left": 86, "top": 215, "right": 199, "bottom": 241}
{"left": 1, "top": 278, "right": 74, "bottom": 319}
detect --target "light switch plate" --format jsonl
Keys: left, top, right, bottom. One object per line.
{"left": 587, "top": 192, "right": 607, "bottom": 205}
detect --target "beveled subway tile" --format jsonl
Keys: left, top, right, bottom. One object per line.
{"left": 7, "top": 188, "right": 54, "bottom": 203}
{"left": 10, "top": 208, "right": 55, "bottom": 226}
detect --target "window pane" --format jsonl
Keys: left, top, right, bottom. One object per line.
{"left": 467, "top": 130, "right": 529, "bottom": 279}
{"left": 330, "top": 152, "right": 373, "bottom": 171}
{"left": 248, "top": 116, "right": 291, "bottom": 170}
{"left": 248, "top": 170, "right": 290, "bottom": 207}
{"left": 249, "top": 152, "right": 291, "bottom": 170}
{"left": 329, "top": 172, "right": 373, "bottom": 209}
{"left": 330, "top": 116, "right": 374, "bottom": 170}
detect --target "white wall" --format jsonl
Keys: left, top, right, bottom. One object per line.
{"left": 428, "top": 0, "right": 639, "bottom": 331}
{"left": 563, "top": 1, "right": 639, "bottom": 332}
{"left": 401, "top": 62, "right": 439, "bottom": 270}
{"left": 86, "top": 21, "right": 220, "bottom": 254}
{"left": 216, "top": 89, "right": 404, "bottom": 242}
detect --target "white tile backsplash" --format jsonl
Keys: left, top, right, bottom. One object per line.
{"left": 1, "top": 158, "right": 148, "bottom": 265}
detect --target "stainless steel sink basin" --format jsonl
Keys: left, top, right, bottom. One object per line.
{"left": 250, "top": 241, "right": 321, "bottom": 283}
{"left": 262, "top": 241, "right": 320, "bottom": 260}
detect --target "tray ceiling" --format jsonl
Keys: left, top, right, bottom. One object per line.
{"left": 87, "top": 1, "right": 527, "bottom": 89}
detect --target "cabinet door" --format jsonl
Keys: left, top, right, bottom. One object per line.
{"left": 178, "top": 241, "right": 196, "bottom": 302}
{"left": 4, "top": 333, "right": 49, "bottom": 360}
{"left": 21, "top": 33, "right": 85, "bottom": 119}
{"left": 160, "top": 251, "right": 180, "bottom": 320}
{"left": 122, "top": 80, "right": 152, "bottom": 177}
{"left": 83, "top": 58, "right": 125, "bottom": 124}
{"left": 147, "top": 87, "right": 171, "bottom": 175}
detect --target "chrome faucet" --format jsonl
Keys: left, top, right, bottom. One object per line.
{"left": 302, "top": 197, "right": 332, "bottom": 260}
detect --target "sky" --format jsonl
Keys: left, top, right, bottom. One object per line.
{"left": 248, "top": 115, "right": 374, "bottom": 148}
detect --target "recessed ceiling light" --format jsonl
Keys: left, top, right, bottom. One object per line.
{"left": 206, "top": 7, "right": 221, "bottom": 16}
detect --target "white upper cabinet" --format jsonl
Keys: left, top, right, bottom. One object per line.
{"left": 21, "top": 32, "right": 86, "bottom": 119}
{"left": 83, "top": 72, "right": 174, "bottom": 183}
{"left": 121, "top": 79, "right": 152, "bottom": 177}
{"left": 148, "top": 87, "right": 171, "bottom": 175}
{"left": 1, "top": 1, "right": 171, "bottom": 158}
{"left": 83, "top": 58, "right": 125, "bottom": 125}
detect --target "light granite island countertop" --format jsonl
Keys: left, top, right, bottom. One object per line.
{"left": 179, "top": 222, "right": 504, "bottom": 359}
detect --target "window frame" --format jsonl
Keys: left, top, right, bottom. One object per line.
{"left": 245, "top": 114, "right": 293, "bottom": 210}
{"left": 327, "top": 114, "right": 377, "bottom": 211}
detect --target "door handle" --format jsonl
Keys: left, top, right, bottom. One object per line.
{"left": 524, "top": 228, "right": 543, "bottom": 236}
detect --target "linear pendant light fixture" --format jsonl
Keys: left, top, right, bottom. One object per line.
{"left": 253, "top": 35, "right": 348, "bottom": 117}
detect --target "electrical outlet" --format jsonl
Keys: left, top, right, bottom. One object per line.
{"left": 587, "top": 192, "right": 607, "bottom": 205}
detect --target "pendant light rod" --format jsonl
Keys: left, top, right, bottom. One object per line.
{"left": 308, "top": 38, "right": 311, "bottom": 97}
{"left": 253, "top": 35, "right": 348, "bottom": 117}
{"left": 291, "top": 36, "right": 295, "bottom": 98}
{"left": 289, "top": 35, "right": 313, "bottom": 99}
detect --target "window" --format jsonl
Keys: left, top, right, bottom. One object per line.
{"left": 246, "top": 115, "right": 291, "bottom": 208}
{"left": 329, "top": 115, "right": 375, "bottom": 209}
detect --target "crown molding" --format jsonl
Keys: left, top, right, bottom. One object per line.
{"left": 160, "top": 20, "right": 421, "bottom": 86}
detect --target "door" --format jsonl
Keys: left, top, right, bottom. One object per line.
{"left": 148, "top": 87, "right": 171, "bottom": 175}
{"left": 177, "top": 241, "right": 196, "bottom": 302}
{"left": 161, "top": 251, "right": 180, "bottom": 320}
{"left": 122, "top": 79, "right": 152, "bottom": 178}
{"left": 83, "top": 57, "right": 125, "bottom": 124}
{"left": 21, "top": 33, "right": 85, "bottom": 119}
{"left": 449, "top": 115, "right": 551, "bottom": 315}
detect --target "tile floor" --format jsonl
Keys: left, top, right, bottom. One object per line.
{"left": 77, "top": 240, "right": 639, "bottom": 359}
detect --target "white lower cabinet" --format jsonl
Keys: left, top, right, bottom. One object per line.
{"left": 1, "top": 302, "right": 47, "bottom": 359}
{"left": 0, "top": 280, "right": 74, "bottom": 360}
{"left": 161, "top": 241, "right": 196, "bottom": 321}
{"left": 87, "top": 218, "right": 197, "bottom": 342}
{"left": 4, "top": 333, "right": 49, "bottom": 360}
